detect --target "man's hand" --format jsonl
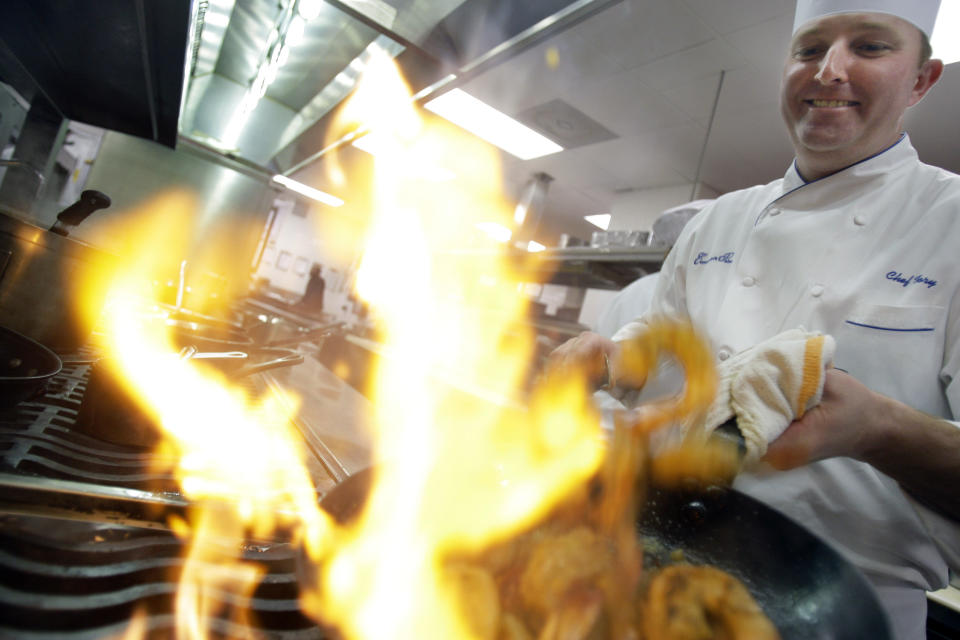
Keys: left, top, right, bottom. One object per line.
{"left": 545, "top": 331, "right": 619, "bottom": 388}
{"left": 763, "top": 369, "right": 876, "bottom": 469}
{"left": 764, "top": 368, "right": 960, "bottom": 521}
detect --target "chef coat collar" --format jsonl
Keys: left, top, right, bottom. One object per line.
{"left": 782, "top": 133, "right": 914, "bottom": 193}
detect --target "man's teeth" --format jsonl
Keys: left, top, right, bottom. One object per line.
{"left": 810, "top": 99, "right": 857, "bottom": 107}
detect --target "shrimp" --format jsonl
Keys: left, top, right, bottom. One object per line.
{"left": 641, "top": 565, "right": 780, "bottom": 640}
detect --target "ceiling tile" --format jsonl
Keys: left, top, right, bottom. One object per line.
{"left": 697, "top": 104, "right": 794, "bottom": 192}
{"left": 660, "top": 78, "right": 724, "bottom": 121}
{"left": 573, "top": 136, "right": 692, "bottom": 189}
{"left": 570, "top": 0, "right": 716, "bottom": 71}
{"left": 680, "top": 0, "right": 795, "bottom": 35}
{"left": 568, "top": 71, "right": 695, "bottom": 137}
{"left": 627, "top": 39, "right": 750, "bottom": 93}
{"left": 712, "top": 65, "right": 782, "bottom": 120}
{"left": 723, "top": 11, "right": 793, "bottom": 65}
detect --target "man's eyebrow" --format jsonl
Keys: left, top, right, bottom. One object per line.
{"left": 793, "top": 21, "right": 902, "bottom": 43}
{"left": 791, "top": 22, "right": 900, "bottom": 43}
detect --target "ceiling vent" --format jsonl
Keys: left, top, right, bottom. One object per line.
{"left": 516, "top": 99, "right": 617, "bottom": 150}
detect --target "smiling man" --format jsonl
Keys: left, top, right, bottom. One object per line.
{"left": 548, "top": 1, "right": 960, "bottom": 638}
{"left": 783, "top": 5, "right": 943, "bottom": 178}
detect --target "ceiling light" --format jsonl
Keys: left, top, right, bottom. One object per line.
{"left": 272, "top": 175, "right": 345, "bottom": 207}
{"left": 424, "top": 89, "right": 563, "bottom": 160}
{"left": 203, "top": 10, "right": 230, "bottom": 28}
{"left": 585, "top": 214, "right": 611, "bottom": 230}
{"left": 526, "top": 241, "right": 546, "bottom": 252}
{"left": 297, "top": 0, "right": 323, "bottom": 20}
{"left": 513, "top": 202, "right": 528, "bottom": 225}
{"left": 287, "top": 16, "right": 306, "bottom": 46}
{"left": 474, "top": 222, "right": 512, "bottom": 243}
{"left": 352, "top": 132, "right": 456, "bottom": 181}
{"left": 932, "top": 3, "right": 960, "bottom": 65}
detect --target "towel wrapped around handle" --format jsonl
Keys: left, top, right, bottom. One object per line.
{"left": 699, "top": 328, "right": 837, "bottom": 463}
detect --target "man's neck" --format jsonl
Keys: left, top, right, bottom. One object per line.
{"left": 794, "top": 134, "right": 904, "bottom": 182}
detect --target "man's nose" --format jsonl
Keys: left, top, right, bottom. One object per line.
{"left": 814, "top": 43, "right": 851, "bottom": 84}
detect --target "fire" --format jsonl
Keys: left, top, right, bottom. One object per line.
{"left": 75, "top": 48, "right": 608, "bottom": 639}
{"left": 76, "top": 193, "right": 336, "bottom": 637}
{"left": 298, "top": 49, "right": 604, "bottom": 637}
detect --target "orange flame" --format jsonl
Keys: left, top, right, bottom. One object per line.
{"left": 297, "top": 50, "right": 604, "bottom": 638}
{"left": 74, "top": 48, "right": 606, "bottom": 640}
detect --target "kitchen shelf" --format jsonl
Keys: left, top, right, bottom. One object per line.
{"left": 441, "top": 246, "right": 667, "bottom": 290}
{"left": 523, "top": 246, "right": 668, "bottom": 290}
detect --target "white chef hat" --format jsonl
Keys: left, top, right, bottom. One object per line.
{"left": 793, "top": 0, "right": 941, "bottom": 38}
{"left": 650, "top": 199, "right": 712, "bottom": 248}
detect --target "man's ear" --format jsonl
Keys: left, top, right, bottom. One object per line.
{"left": 909, "top": 58, "right": 945, "bottom": 106}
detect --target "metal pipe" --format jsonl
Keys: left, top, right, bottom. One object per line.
{"left": 320, "top": 0, "right": 450, "bottom": 67}
{"left": 0, "top": 159, "right": 45, "bottom": 190}
{"left": 134, "top": 0, "right": 160, "bottom": 142}
{"left": 691, "top": 70, "right": 725, "bottom": 201}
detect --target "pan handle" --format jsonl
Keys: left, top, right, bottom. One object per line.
{"left": 262, "top": 322, "right": 344, "bottom": 348}
{"left": 228, "top": 349, "right": 304, "bottom": 379}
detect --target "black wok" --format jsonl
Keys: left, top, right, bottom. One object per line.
{"left": 0, "top": 325, "right": 62, "bottom": 408}
{"left": 318, "top": 467, "right": 892, "bottom": 640}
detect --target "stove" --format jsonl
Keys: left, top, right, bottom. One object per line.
{"left": 0, "top": 350, "right": 332, "bottom": 638}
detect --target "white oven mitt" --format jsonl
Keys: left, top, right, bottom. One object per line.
{"left": 701, "top": 328, "right": 836, "bottom": 463}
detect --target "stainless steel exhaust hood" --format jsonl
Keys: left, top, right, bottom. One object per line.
{"left": 0, "top": 0, "right": 192, "bottom": 149}
{"left": 1, "top": 0, "right": 618, "bottom": 174}
{"left": 181, "top": 0, "right": 620, "bottom": 175}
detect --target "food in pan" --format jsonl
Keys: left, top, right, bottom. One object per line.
{"left": 435, "top": 320, "right": 779, "bottom": 639}
{"left": 642, "top": 565, "right": 780, "bottom": 640}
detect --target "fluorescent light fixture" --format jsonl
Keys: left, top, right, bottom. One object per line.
{"left": 526, "top": 241, "right": 546, "bottom": 252}
{"left": 272, "top": 175, "right": 344, "bottom": 207}
{"left": 297, "top": 0, "right": 323, "bottom": 20}
{"left": 932, "top": 3, "right": 960, "bottom": 65}
{"left": 204, "top": 10, "right": 230, "bottom": 28}
{"left": 352, "top": 132, "right": 456, "bottom": 181}
{"left": 475, "top": 222, "right": 512, "bottom": 243}
{"left": 425, "top": 89, "right": 563, "bottom": 160}
{"left": 585, "top": 214, "right": 611, "bottom": 230}
{"left": 513, "top": 202, "right": 528, "bottom": 225}
{"left": 287, "top": 16, "right": 306, "bottom": 45}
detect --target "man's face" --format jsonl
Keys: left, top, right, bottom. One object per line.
{"left": 780, "top": 12, "right": 929, "bottom": 166}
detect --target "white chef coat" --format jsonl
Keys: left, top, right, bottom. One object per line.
{"left": 595, "top": 272, "right": 660, "bottom": 339}
{"left": 614, "top": 134, "right": 960, "bottom": 640}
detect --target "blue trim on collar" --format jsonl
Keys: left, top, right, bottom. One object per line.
{"left": 793, "top": 133, "right": 907, "bottom": 185}
{"left": 753, "top": 134, "right": 909, "bottom": 226}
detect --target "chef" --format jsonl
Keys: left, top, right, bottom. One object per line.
{"left": 549, "top": 1, "right": 960, "bottom": 638}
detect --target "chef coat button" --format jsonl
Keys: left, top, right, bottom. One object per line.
{"left": 853, "top": 215, "right": 867, "bottom": 226}
{"left": 768, "top": 207, "right": 781, "bottom": 217}
{"left": 742, "top": 276, "right": 756, "bottom": 287}
{"left": 718, "top": 349, "right": 731, "bottom": 361}
{"left": 810, "top": 284, "right": 825, "bottom": 297}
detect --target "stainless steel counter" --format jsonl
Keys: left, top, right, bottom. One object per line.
{"left": 263, "top": 351, "right": 374, "bottom": 488}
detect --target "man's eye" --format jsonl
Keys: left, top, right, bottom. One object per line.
{"left": 856, "top": 42, "right": 892, "bottom": 55}
{"left": 793, "top": 46, "right": 823, "bottom": 59}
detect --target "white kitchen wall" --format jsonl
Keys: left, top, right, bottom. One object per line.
{"left": 253, "top": 196, "right": 349, "bottom": 299}
{"left": 608, "top": 182, "right": 719, "bottom": 232}
{"left": 578, "top": 181, "right": 719, "bottom": 331}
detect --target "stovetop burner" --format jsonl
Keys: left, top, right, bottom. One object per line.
{"left": 0, "top": 514, "right": 321, "bottom": 639}
{"left": 0, "top": 347, "right": 331, "bottom": 638}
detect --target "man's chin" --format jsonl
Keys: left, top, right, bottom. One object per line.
{"left": 795, "top": 130, "right": 858, "bottom": 154}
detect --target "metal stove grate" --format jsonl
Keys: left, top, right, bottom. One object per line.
{"left": 0, "top": 349, "right": 329, "bottom": 638}
{"left": 0, "top": 353, "right": 185, "bottom": 492}
{"left": 0, "top": 513, "right": 321, "bottom": 639}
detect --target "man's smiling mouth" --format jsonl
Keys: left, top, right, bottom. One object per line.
{"left": 805, "top": 99, "right": 860, "bottom": 107}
